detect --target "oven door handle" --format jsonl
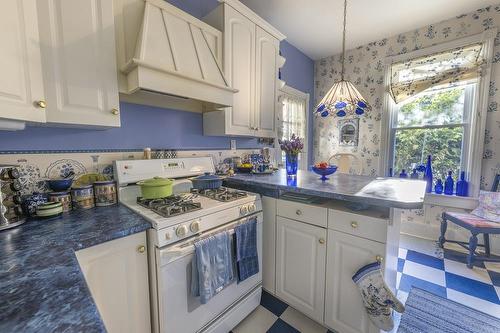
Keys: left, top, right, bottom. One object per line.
{"left": 160, "top": 212, "right": 262, "bottom": 264}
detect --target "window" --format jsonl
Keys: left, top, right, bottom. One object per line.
{"left": 277, "top": 86, "right": 310, "bottom": 170}
{"left": 381, "top": 30, "right": 495, "bottom": 197}
{"left": 391, "top": 83, "right": 474, "bottom": 181}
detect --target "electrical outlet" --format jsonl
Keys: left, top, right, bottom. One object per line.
{"left": 230, "top": 140, "right": 236, "bottom": 150}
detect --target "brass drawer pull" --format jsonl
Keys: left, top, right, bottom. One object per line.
{"left": 111, "top": 108, "right": 119, "bottom": 115}
{"left": 350, "top": 221, "right": 358, "bottom": 228}
{"left": 296, "top": 209, "right": 302, "bottom": 216}
{"left": 35, "top": 100, "right": 47, "bottom": 108}
{"left": 376, "top": 255, "right": 383, "bottom": 263}
{"left": 137, "top": 245, "right": 146, "bottom": 253}
{"left": 318, "top": 238, "right": 325, "bottom": 244}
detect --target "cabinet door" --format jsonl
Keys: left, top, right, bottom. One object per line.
{"left": 38, "top": 0, "right": 120, "bottom": 127}
{"left": 276, "top": 217, "right": 326, "bottom": 322}
{"left": 76, "top": 232, "right": 151, "bottom": 333}
{"left": 255, "top": 26, "right": 279, "bottom": 138}
{"left": 325, "top": 230, "right": 385, "bottom": 333}
{"left": 223, "top": 4, "right": 255, "bottom": 136}
{"left": 0, "top": 0, "right": 46, "bottom": 123}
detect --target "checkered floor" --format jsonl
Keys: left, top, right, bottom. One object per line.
{"left": 231, "top": 235, "right": 500, "bottom": 333}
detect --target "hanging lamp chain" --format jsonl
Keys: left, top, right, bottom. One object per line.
{"left": 341, "top": 0, "right": 347, "bottom": 81}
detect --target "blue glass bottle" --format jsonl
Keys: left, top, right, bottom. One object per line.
{"left": 424, "top": 155, "right": 433, "bottom": 193}
{"left": 444, "top": 171, "right": 454, "bottom": 195}
{"left": 399, "top": 169, "right": 408, "bottom": 178}
{"left": 410, "top": 169, "right": 419, "bottom": 179}
{"left": 388, "top": 168, "right": 393, "bottom": 177}
{"left": 456, "top": 171, "right": 469, "bottom": 197}
{"left": 434, "top": 179, "right": 443, "bottom": 194}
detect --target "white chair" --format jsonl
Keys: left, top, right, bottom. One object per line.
{"left": 328, "top": 153, "right": 361, "bottom": 174}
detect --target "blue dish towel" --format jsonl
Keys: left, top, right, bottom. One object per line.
{"left": 235, "top": 218, "right": 259, "bottom": 282}
{"left": 191, "top": 231, "right": 234, "bottom": 304}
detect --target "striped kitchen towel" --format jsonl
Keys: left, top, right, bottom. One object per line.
{"left": 235, "top": 217, "right": 259, "bottom": 282}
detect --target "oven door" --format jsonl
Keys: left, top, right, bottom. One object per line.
{"left": 157, "top": 213, "right": 263, "bottom": 333}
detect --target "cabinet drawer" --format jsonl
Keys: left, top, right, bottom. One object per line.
{"left": 277, "top": 199, "right": 327, "bottom": 228}
{"left": 328, "top": 209, "right": 388, "bottom": 243}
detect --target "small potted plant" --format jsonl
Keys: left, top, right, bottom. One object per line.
{"left": 278, "top": 134, "right": 304, "bottom": 177}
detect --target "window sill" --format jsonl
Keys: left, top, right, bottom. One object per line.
{"left": 424, "top": 193, "right": 478, "bottom": 210}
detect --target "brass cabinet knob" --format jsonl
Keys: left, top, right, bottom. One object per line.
{"left": 35, "top": 100, "right": 47, "bottom": 108}
{"left": 318, "top": 238, "right": 325, "bottom": 244}
{"left": 350, "top": 221, "right": 358, "bottom": 228}
{"left": 137, "top": 245, "right": 146, "bottom": 253}
{"left": 296, "top": 209, "right": 302, "bottom": 216}
{"left": 111, "top": 108, "right": 119, "bottom": 115}
{"left": 376, "top": 255, "right": 383, "bottom": 263}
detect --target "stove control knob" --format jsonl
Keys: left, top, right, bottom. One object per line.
{"left": 176, "top": 225, "right": 188, "bottom": 237}
{"left": 248, "top": 203, "right": 256, "bottom": 213}
{"left": 240, "top": 205, "right": 248, "bottom": 215}
{"left": 190, "top": 220, "right": 201, "bottom": 233}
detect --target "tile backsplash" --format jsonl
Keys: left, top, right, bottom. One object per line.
{"left": 0, "top": 149, "right": 259, "bottom": 195}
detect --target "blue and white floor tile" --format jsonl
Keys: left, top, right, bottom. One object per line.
{"left": 234, "top": 235, "right": 500, "bottom": 333}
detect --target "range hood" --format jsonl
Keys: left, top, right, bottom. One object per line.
{"left": 118, "top": 0, "right": 237, "bottom": 111}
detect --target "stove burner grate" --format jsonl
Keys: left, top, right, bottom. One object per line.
{"left": 193, "top": 187, "right": 248, "bottom": 202}
{"left": 137, "top": 194, "right": 201, "bottom": 217}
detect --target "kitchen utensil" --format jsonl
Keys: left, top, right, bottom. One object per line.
{"left": 48, "top": 191, "right": 72, "bottom": 212}
{"left": 93, "top": 181, "right": 117, "bottom": 206}
{"left": 71, "top": 185, "right": 95, "bottom": 209}
{"left": 190, "top": 173, "right": 223, "bottom": 190}
{"left": 136, "top": 177, "right": 174, "bottom": 199}
{"left": 0, "top": 165, "right": 26, "bottom": 231}
{"left": 36, "top": 202, "right": 63, "bottom": 218}
{"left": 47, "top": 178, "right": 73, "bottom": 192}
{"left": 312, "top": 165, "right": 338, "bottom": 181}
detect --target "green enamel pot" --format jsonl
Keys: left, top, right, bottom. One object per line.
{"left": 136, "top": 177, "right": 174, "bottom": 199}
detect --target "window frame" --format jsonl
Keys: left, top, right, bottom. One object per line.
{"left": 379, "top": 29, "right": 496, "bottom": 198}
{"left": 276, "top": 85, "right": 310, "bottom": 170}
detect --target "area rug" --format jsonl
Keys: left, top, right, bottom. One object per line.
{"left": 397, "top": 288, "right": 500, "bottom": 333}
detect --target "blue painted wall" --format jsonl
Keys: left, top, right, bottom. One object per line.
{"left": 0, "top": 0, "right": 314, "bottom": 155}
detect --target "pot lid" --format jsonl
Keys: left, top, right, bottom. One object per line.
{"left": 193, "top": 172, "right": 221, "bottom": 181}
{"left": 138, "top": 177, "right": 173, "bottom": 186}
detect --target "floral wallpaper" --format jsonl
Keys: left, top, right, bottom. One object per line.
{"left": 313, "top": 4, "right": 500, "bottom": 251}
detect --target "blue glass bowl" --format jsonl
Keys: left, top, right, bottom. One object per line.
{"left": 311, "top": 165, "right": 338, "bottom": 181}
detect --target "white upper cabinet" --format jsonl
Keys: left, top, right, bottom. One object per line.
{"left": 255, "top": 26, "right": 279, "bottom": 137}
{"left": 0, "top": 1, "right": 46, "bottom": 123}
{"left": 203, "top": 0, "right": 285, "bottom": 138}
{"left": 38, "top": 0, "right": 120, "bottom": 127}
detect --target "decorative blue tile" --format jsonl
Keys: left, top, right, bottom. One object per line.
{"left": 398, "top": 258, "right": 405, "bottom": 272}
{"left": 261, "top": 290, "right": 288, "bottom": 317}
{"left": 445, "top": 272, "right": 500, "bottom": 304}
{"left": 405, "top": 250, "right": 444, "bottom": 270}
{"left": 267, "top": 319, "right": 300, "bottom": 333}
{"left": 443, "top": 249, "right": 486, "bottom": 269}
{"left": 488, "top": 270, "right": 500, "bottom": 287}
{"left": 398, "top": 274, "right": 447, "bottom": 298}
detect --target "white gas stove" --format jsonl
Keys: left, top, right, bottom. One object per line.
{"left": 114, "top": 157, "right": 263, "bottom": 333}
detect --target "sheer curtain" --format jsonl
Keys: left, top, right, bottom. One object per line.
{"left": 278, "top": 93, "right": 308, "bottom": 169}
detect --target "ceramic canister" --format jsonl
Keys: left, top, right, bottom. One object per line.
{"left": 71, "top": 185, "right": 95, "bottom": 209}
{"left": 93, "top": 181, "right": 117, "bottom": 207}
{"left": 48, "top": 191, "right": 72, "bottom": 212}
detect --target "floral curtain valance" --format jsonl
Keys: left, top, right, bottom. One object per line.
{"left": 389, "top": 43, "right": 484, "bottom": 104}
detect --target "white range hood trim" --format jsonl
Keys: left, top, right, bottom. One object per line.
{"left": 121, "top": 0, "right": 237, "bottom": 109}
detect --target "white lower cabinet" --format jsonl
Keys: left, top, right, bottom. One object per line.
{"left": 76, "top": 232, "right": 151, "bottom": 333}
{"left": 276, "top": 216, "right": 326, "bottom": 323}
{"left": 324, "top": 230, "right": 384, "bottom": 333}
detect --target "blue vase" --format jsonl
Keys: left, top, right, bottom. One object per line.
{"left": 444, "top": 171, "right": 454, "bottom": 195}
{"left": 434, "top": 179, "right": 443, "bottom": 194}
{"left": 424, "top": 155, "right": 433, "bottom": 193}
{"left": 399, "top": 169, "right": 408, "bottom": 178}
{"left": 285, "top": 153, "right": 298, "bottom": 177}
{"left": 410, "top": 169, "right": 419, "bottom": 179}
{"left": 456, "top": 171, "right": 469, "bottom": 197}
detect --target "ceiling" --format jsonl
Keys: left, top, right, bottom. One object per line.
{"left": 240, "top": 0, "right": 496, "bottom": 60}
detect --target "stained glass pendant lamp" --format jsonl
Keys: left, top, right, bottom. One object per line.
{"left": 315, "top": 0, "right": 370, "bottom": 118}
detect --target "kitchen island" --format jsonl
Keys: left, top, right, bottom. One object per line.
{"left": 225, "top": 169, "right": 426, "bottom": 333}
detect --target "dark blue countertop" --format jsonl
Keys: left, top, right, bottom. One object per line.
{"left": 0, "top": 204, "right": 151, "bottom": 333}
{"left": 224, "top": 169, "right": 426, "bottom": 209}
